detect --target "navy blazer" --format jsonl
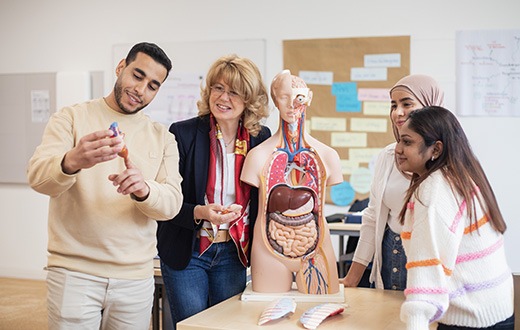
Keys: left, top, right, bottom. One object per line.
{"left": 157, "top": 114, "right": 271, "bottom": 270}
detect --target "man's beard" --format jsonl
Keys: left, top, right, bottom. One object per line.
{"left": 114, "top": 81, "right": 146, "bottom": 114}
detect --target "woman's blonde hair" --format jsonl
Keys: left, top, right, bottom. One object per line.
{"left": 197, "top": 54, "right": 269, "bottom": 136}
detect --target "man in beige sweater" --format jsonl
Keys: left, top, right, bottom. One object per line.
{"left": 27, "top": 42, "right": 183, "bottom": 330}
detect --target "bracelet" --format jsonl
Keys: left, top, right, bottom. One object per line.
{"left": 194, "top": 205, "right": 202, "bottom": 225}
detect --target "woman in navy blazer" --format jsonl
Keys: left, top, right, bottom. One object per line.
{"left": 157, "top": 54, "right": 271, "bottom": 328}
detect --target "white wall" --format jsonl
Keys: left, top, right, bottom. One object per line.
{"left": 1, "top": 0, "right": 519, "bottom": 279}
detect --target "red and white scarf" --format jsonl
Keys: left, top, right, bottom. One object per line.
{"left": 199, "top": 115, "right": 251, "bottom": 266}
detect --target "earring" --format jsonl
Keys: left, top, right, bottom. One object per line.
{"left": 431, "top": 156, "right": 435, "bottom": 161}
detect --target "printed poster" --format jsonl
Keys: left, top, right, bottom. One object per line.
{"left": 456, "top": 29, "right": 520, "bottom": 116}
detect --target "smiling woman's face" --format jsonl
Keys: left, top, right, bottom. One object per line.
{"left": 395, "top": 120, "right": 434, "bottom": 176}
{"left": 390, "top": 88, "right": 424, "bottom": 132}
{"left": 209, "top": 79, "right": 246, "bottom": 124}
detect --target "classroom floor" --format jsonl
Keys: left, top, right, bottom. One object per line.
{"left": 0, "top": 278, "right": 47, "bottom": 330}
{"left": 0, "top": 278, "right": 159, "bottom": 330}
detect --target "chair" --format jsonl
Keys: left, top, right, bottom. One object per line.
{"left": 343, "top": 198, "right": 369, "bottom": 251}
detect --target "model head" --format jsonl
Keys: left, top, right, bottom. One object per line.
{"left": 389, "top": 74, "right": 444, "bottom": 140}
{"left": 270, "top": 70, "right": 312, "bottom": 124}
{"left": 197, "top": 54, "right": 269, "bottom": 136}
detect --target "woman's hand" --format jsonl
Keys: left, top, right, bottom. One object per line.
{"left": 341, "top": 261, "right": 367, "bottom": 287}
{"left": 194, "top": 203, "right": 243, "bottom": 226}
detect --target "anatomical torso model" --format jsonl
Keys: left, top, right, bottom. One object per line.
{"left": 241, "top": 70, "right": 342, "bottom": 294}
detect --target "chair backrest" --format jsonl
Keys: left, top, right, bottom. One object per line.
{"left": 349, "top": 198, "right": 369, "bottom": 212}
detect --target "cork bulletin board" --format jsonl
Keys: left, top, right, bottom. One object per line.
{"left": 283, "top": 36, "right": 410, "bottom": 206}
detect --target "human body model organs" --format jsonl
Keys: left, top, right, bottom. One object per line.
{"left": 109, "top": 122, "right": 129, "bottom": 159}
{"left": 241, "top": 71, "right": 342, "bottom": 294}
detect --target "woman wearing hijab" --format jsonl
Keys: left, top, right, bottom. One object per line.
{"left": 342, "top": 74, "right": 445, "bottom": 290}
{"left": 156, "top": 54, "right": 271, "bottom": 328}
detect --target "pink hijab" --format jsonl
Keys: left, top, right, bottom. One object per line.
{"left": 389, "top": 74, "right": 445, "bottom": 140}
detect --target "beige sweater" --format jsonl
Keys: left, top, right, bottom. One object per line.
{"left": 27, "top": 98, "right": 183, "bottom": 279}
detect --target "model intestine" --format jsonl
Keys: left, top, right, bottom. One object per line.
{"left": 109, "top": 122, "right": 129, "bottom": 159}
{"left": 267, "top": 186, "right": 318, "bottom": 258}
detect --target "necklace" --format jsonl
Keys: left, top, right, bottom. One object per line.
{"left": 224, "top": 137, "right": 235, "bottom": 147}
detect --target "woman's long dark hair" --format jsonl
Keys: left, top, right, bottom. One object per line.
{"left": 398, "top": 106, "right": 506, "bottom": 233}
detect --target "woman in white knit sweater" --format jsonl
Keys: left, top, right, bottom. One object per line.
{"left": 396, "top": 106, "right": 514, "bottom": 329}
{"left": 343, "top": 74, "right": 444, "bottom": 290}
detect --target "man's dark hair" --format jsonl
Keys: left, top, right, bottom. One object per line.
{"left": 125, "top": 42, "right": 172, "bottom": 80}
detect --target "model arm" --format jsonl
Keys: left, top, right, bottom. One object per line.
{"left": 240, "top": 145, "right": 266, "bottom": 188}
{"left": 323, "top": 146, "right": 343, "bottom": 186}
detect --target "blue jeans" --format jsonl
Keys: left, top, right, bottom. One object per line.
{"left": 160, "top": 240, "right": 246, "bottom": 329}
{"left": 437, "top": 314, "right": 515, "bottom": 329}
{"left": 381, "top": 226, "right": 407, "bottom": 290}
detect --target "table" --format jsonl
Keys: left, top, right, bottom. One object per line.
{"left": 328, "top": 222, "right": 361, "bottom": 237}
{"left": 327, "top": 222, "right": 362, "bottom": 277}
{"left": 177, "top": 287, "right": 431, "bottom": 329}
{"left": 153, "top": 223, "right": 362, "bottom": 329}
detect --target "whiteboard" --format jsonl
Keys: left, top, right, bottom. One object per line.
{"left": 112, "top": 40, "right": 267, "bottom": 126}
{"left": 0, "top": 72, "right": 103, "bottom": 184}
{"left": 0, "top": 73, "right": 56, "bottom": 183}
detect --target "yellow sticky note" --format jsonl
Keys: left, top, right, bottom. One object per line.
{"left": 340, "top": 159, "right": 359, "bottom": 175}
{"left": 349, "top": 148, "right": 382, "bottom": 163}
{"left": 350, "top": 167, "right": 372, "bottom": 194}
{"left": 311, "top": 117, "right": 346, "bottom": 131}
{"left": 350, "top": 118, "right": 387, "bottom": 132}
{"left": 363, "top": 101, "right": 391, "bottom": 116}
{"left": 331, "top": 132, "right": 367, "bottom": 147}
